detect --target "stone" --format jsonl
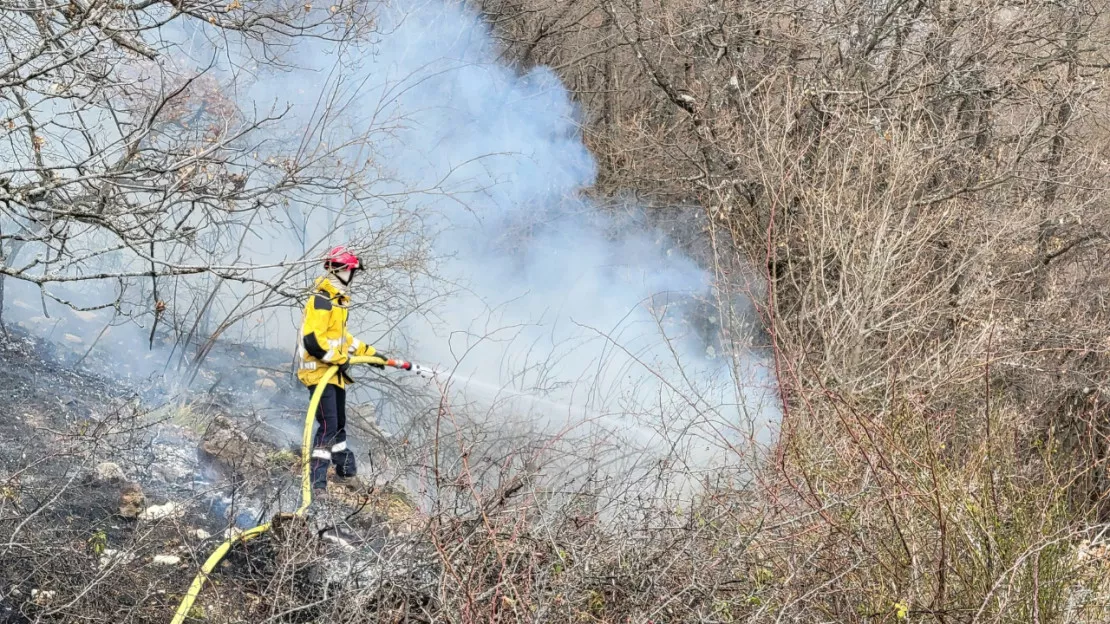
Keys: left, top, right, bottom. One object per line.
{"left": 198, "top": 415, "right": 269, "bottom": 479}
{"left": 30, "top": 589, "right": 56, "bottom": 605}
{"left": 95, "top": 461, "right": 126, "bottom": 483}
{"left": 99, "top": 549, "right": 136, "bottom": 570}
{"left": 150, "top": 458, "right": 191, "bottom": 484}
{"left": 254, "top": 378, "right": 277, "bottom": 390}
{"left": 191, "top": 528, "right": 212, "bottom": 540}
{"left": 139, "top": 501, "right": 184, "bottom": 521}
{"left": 118, "top": 482, "right": 144, "bottom": 519}
{"left": 152, "top": 554, "right": 181, "bottom": 565}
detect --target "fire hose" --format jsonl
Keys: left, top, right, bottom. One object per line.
{"left": 170, "top": 355, "right": 431, "bottom": 624}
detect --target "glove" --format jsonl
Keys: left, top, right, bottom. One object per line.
{"left": 368, "top": 353, "right": 386, "bottom": 369}
{"left": 337, "top": 361, "right": 352, "bottom": 377}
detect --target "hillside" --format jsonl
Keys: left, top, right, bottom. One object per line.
{"left": 3, "top": 0, "right": 1110, "bottom": 621}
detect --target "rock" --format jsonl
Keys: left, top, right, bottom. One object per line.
{"left": 63, "top": 333, "right": 83, "bottom": 344}
{"left": 254, "top": 378, "right": 277, "bottom": 390}
{"left": 30, "top": 589, "right": 56, "bottom": 605}
{"left": 150, "top": 458, "right": 191, "bottom": 484}
{"left": 152, "top": 554, "right": 181, "bottom": 565}
{"left": 198, "top": 415, "right": 269, "bottom": 479}
{"left": 94, "top": 462, "right": 126, "bottom": 483}
{"left": 118, "top": 482, "right": 145, "bottom": 519}
{"left": 139, "top": 501, "right": 184, "bottom": 521}
{"left": 191, "top": 528, "right": 212, "bottom": 540}
{"left": 256, "top": 369, "right": 270, "bottom": 377}
{"left": 99, "top": 549, "right": 136, "bottom": 570}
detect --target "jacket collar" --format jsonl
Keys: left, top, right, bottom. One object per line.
{"left": 314, "top": 276, "right": 348, "bottom": 302}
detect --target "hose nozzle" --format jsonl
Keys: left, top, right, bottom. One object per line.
{"left": 385, "top": 358, "right": 436, "bottom": 379}
{"left": 385, "top": 358, "right": 412, "bottom": 371}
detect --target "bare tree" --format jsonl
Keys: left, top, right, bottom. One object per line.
{"left": 0, "top": 0, "right": 433, "bottom": 372}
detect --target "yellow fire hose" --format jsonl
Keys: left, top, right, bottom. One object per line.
{"left": 170, "top": 355, "right": 399, "bottom": 624}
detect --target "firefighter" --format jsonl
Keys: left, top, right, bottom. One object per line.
{"left": 297, "top": 245, "right": 389, "bottom": 499}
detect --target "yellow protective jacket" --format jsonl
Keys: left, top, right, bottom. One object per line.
{"left": 296, "top": 276, "right": 376, "bottom": 388}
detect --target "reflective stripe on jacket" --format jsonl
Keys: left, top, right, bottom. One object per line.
{"left": 295, "top": 276, "right": 376, "bottom": 388}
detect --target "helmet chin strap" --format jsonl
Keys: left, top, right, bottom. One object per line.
{"left": 333, "top": 269, "right": 355, "bottom": 286}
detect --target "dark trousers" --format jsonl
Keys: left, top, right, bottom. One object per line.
{"left": 308, "top": 384, "right": 356, "bottom": 489}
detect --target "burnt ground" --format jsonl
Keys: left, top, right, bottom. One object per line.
{"left": 0, "top": 330, "right": 212, "bottom": 621}
{"left": 0, "top": 325, "right": 430, "bottom": 623}
{"left": 0, "top": 326, "right": 314, "bottom": 622}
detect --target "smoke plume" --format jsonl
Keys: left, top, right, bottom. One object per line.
{"left": 4, "top": 0, "right": 780, "bottom": 502}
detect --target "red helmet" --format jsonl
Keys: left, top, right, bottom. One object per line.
{"left": 324, "top": 245, "right": 360, "bottom": 271}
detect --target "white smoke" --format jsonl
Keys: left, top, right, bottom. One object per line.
{"left": 246, "top": 0, "right": 778, "bottom": 485}
{"left": 3, "top": 0, "right": 780, "bottom": 505}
